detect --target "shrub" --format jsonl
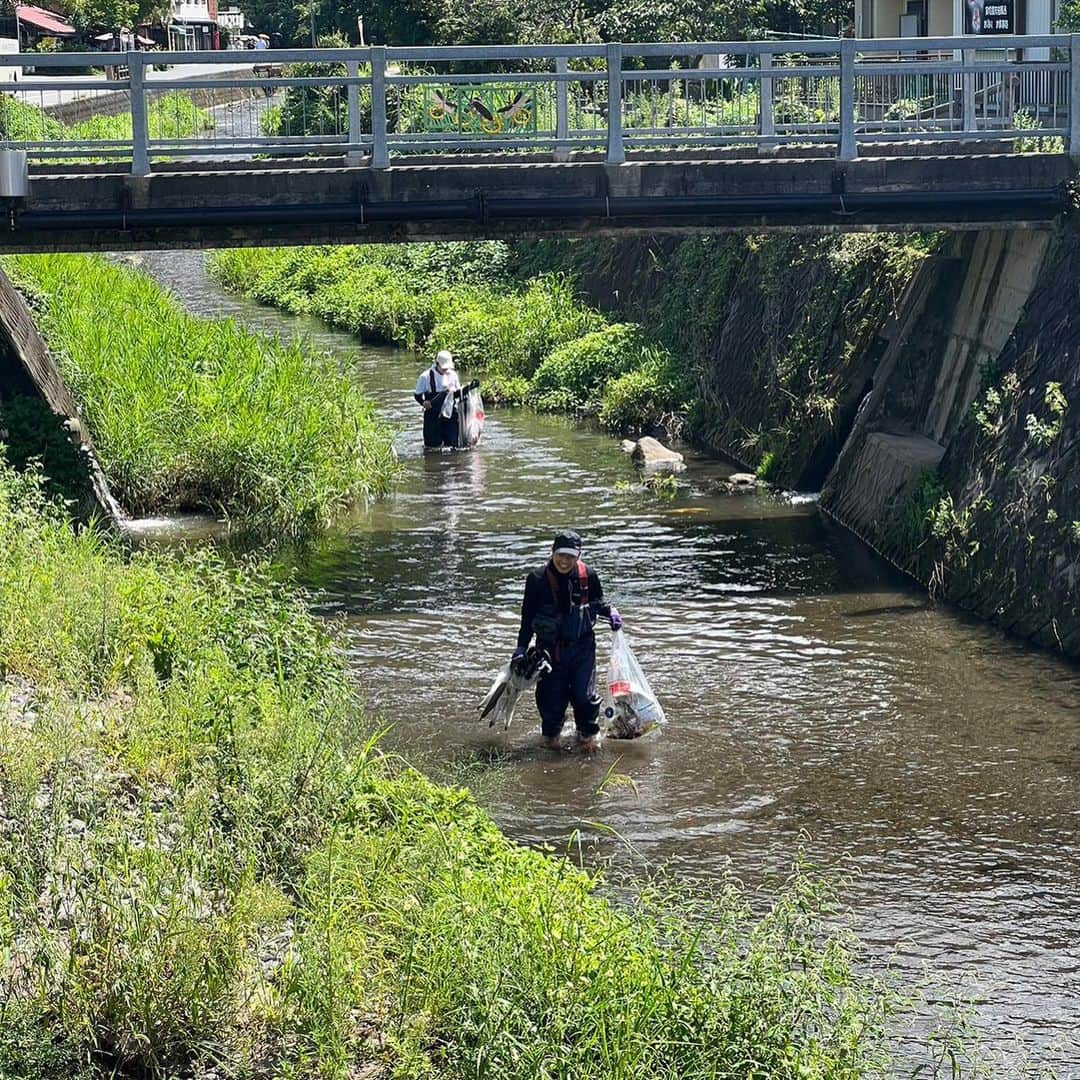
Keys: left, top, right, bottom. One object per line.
{"left": 529, "top": 323, "right": 645, "bottom": 412}
{"left": 598, "top": 346, "right": 688, "bottom": 434}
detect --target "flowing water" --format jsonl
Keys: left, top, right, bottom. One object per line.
{"left": 134, "top": 249, "right": 1080, "bottom": 1072}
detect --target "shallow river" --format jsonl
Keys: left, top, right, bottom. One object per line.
{"left": 134, "top": 250, "right": 1080, "bottom": 1072}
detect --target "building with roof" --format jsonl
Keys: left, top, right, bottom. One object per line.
{"left": 855, "top": 0, "right": 1056, "bottom": 42}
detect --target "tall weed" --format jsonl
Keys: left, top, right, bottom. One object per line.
{"left": 2, "top": 254, "right": 399, "bottom": 535}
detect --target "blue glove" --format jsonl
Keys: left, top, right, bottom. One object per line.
{"left": 512, "top": 647, "right": 526, "bottom": 661}
{"left": 609, "top": 608, "right": 623, "bottom": 632}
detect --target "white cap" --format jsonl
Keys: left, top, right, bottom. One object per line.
{"left": 435, "top": 350, "right": 454, "bottom": 371}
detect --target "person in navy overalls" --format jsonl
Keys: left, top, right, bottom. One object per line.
{"left": 513, "top": 530, "right": 623, "bottom": 751}
{"left": 413, "top": 350, "right": 461, "bottom": 448}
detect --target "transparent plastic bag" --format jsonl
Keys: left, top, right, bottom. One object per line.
{"left": 462, "top": 386, "right": 485, "bottom": 446}
{"left": 603, "top": 629, "right": 666, "bottom": 739}
{"left": 478, "top": 647, "right": 550, "bottom": 730}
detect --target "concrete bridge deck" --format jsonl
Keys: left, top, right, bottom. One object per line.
{"left": 5, "top": 151, "right": 1074, "bottom": 252}
{"left": 1, "top": 37, "right": 1078, "bottom": 249}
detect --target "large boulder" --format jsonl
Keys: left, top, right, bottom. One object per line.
{"left": 630, "top": 436, "right": 686, "bottom": 475}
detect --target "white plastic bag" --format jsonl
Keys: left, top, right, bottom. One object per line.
{"left": 478, "top": 647, "right": 550, "bottom": 730}
{"left": 603, "top": 629, "right": 666, "bottom": 739}
{"left": 462, "top": 386, "right": 485, "bottom": 447}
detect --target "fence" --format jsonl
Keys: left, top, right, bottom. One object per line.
{"left": 0, "top": 35, "right": 1075, "bottom": 173}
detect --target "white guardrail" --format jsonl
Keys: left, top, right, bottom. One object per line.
{"left": 0, "top": 36, "right": 1076, "bottom": 174}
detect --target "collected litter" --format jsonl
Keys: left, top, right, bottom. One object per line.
{"left": 603, "top": 629, "right": 666, "bottom": 739}
{"left": 478, "top": 645, "right": 551, "bottom": 730}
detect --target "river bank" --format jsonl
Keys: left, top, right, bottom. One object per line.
{"left": 1, "top": 254, "right": 399, "bottom": 534}
{"left": 132, "top": 249, "right": 1080, "bottom": 1074}
{"left": 0, "top": 458, "right": 910, "bottom": 1078}
{"left": 208, "top": 245, "right": 689, "bottom": 434}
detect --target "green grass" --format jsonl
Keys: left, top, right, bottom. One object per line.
{"left": 209, "top": 245, "right": 689, "bottom": 432}
{"left": 0, "top": 460, "right": 911, "bottom": 1078}
{"left": 0, "top": 92, "right": 213, "bottom": 158}
{"left": 2, "top": 254, "right": 399, "bottom": 535}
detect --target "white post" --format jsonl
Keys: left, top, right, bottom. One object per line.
{"left": 839, "top": 37, "right": 856, "bottom": 160}
{"left": 962, "top": 47, "right": 976, "bottom": 133}
{"left": 760, "top": 50, "right": 777, "bottom": 146}
{"left": 555, "top": 55, "right": 569, "bottom": 162}
{"left": 1070, "top": 35, "right": 1080, "bottom": 156}
{"left": 129, "top": 50, "right": 150, "bottom": 176}
{"left": 370, "top": 44, "right": 388, "bottom": 169}
{"left": 606, "top": 42, "right": 624, "bottom": 164}
{"left": 346, "top": 56, "right": 361, "bottom": 165}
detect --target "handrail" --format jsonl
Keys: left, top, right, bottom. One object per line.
{"left": 0, "top": 35, "right": 1074, "bottom": 172}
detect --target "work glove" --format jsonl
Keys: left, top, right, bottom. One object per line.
{"left": 608, "top": 608, "right": 623, "bottom": 632}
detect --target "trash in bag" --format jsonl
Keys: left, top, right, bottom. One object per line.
{"left": 462, "top": 384, "right": 485, "bottom": 447}
{"left": 478, "top": 645, "right": 551, "bottom": 730}
{"left": 603, "top": 629, "right": 666, "bottom": 739}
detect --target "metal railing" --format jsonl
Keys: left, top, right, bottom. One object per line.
{"left": 0, "top": 35, "right": 1076, "bottom": 173}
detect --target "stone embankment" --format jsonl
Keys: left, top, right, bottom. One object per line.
{"left": 528, "top": 229, "right": 1079, "bottom": 658}
{"left": 823, "top": 229, "right": 1079, "bottom": 655}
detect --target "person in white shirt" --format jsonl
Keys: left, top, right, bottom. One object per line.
{"left": 414, "top": 350, "right": 462, "bottom": 448}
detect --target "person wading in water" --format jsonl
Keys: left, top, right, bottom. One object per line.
{"left": 513, "top": 530, "right": 623, "bottom": 752}
{"left": 414, "top": 350, "right": 461, "bottom": 449}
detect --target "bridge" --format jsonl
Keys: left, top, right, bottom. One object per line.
{"left": 0, "top": 36, "right": 1077, "bottom": 250}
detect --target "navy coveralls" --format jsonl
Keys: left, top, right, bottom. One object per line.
{"left": 516, "top": 561, "right": 612, "bottom": 739}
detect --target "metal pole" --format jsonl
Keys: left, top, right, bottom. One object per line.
{"left": 129, "top": 50, "right": 150, "bottom": 176}
{"left": 555, "top": 55, "right": 569, "bottom": 162}
{"left": 839, "top": 36, "right": 856, "bottom": 160}
{"left": 606, "top": 41, "right": 624, "bottom": 164}
{"left": 1069, "top": 34, "right": 1080, "bottom": 156}
{"left": 962, "top": 48, "right": 975, "bottom": 132}
{"left": 370, "top": 44, "right": 389, "bottom": 168}
{"left": 346, "top": 56, "right": 361, "bottom": 165}
{"left": 759, "top": 50, "right": 775, "bottom": 147}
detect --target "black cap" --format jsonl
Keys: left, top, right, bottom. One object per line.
{"left": 552, "top": 530, "right": 582, "bottom": 556}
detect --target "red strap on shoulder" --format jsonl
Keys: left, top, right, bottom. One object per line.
{"left": 546, "top": 562, "right": 589, "bottom": 610}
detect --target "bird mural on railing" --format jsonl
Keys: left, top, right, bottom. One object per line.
{"left": 429, "top": 89, "right": 458, "bottom": 122}
{"left": 427, "top": 88, "right": 532, "bottom": 134}
{"left": 498, "top": 90, "right": 533, "bottom": 127}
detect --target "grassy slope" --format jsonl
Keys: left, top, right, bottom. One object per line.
{"left": 208, "top": 245, "right": 691, "bottom": 434}
{"left": 0, "top": 464, "right": 901, "bottom": 1079}
{"left": 2, "top": 254, "right": 399, "bottom": 535}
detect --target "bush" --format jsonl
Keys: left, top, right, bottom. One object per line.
{"left": 529, "top": 323, "right": 644, "bottom": 412}
{"left": 598, "top": 347, "right": 689, "bottom": 434}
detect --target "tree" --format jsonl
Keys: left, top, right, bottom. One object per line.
{"left": 596, "top": 0, "right": 767, "bottom": 43}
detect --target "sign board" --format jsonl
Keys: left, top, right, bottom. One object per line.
{"left": 964, "top": 0, "right": 1015, "bottom": 34}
